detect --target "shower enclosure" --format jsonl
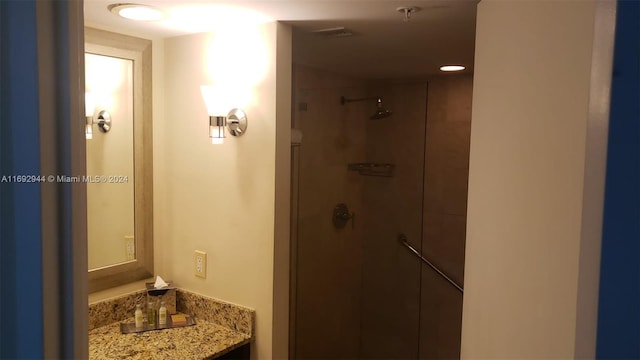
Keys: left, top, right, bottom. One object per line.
{"left": 290, "top": 64, "right": 472, "bottom": 359}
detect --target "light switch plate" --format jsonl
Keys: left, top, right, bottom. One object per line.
{"left": 194, "top": 251, "right": 207, "bottom": 278}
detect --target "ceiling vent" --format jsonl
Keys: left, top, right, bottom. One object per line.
{"left": 311, "top": 27, "right": 354, "bottom": 38}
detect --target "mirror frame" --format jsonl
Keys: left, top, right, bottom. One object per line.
{"left": 85, "top": 27, "right": 153, "bottom": 293}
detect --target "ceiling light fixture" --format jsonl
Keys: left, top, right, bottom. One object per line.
{"left": 440, "top": 65, "right": 466, "bottom": 72}
{"left": 108, "top": 3, "right": 166, "bottom": 21}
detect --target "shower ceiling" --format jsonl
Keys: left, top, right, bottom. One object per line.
{"left": 83, "top": 0, "right": 478, "bottom": 79}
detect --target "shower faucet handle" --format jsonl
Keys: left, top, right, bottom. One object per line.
{"left": 336, "top": 210, "right": 353, "bottom": 220}
{"left": 339, "top": 210, "right": 354, "bottom": 229}
{"left": 332, "top": 203, "right": 355, "bottom": 229}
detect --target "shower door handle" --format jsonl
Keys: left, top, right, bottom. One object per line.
{"left": 397, "top": 233, "right": 463, "bottom": 293}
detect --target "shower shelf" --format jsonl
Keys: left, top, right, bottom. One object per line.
{"left": 348, "top": 163, "right": 395, "bottom": 177}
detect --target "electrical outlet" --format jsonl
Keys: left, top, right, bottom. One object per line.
{"left": 124, "top": 236, "right": 135, "bottom": 260}
{"left": 194, "top": 251, "right": 207, "bottom": 278}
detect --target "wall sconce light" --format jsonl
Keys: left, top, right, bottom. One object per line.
{"left": 85, "top": 92, "right": 95, "bottom": 139}
{"left": 200, "top": 86, "right": 248, "bottom": 145}
{"left": 85, "top": 92, "right": 112, "bottom": 140}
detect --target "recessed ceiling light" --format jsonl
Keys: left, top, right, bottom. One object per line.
{"left": 108, "top": 3, "right": 166, "bottom": 21}
{"left": 440, "top": 65, "right": 466, "bottom": 72}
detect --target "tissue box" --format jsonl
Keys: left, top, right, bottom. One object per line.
{"left": 145, "top": 282, "right": 177, "bottom": 314}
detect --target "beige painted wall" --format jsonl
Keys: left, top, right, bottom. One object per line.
{"left": 462, "top": 0, "right": 612, "bottom": 357}
{"left": 159, "top": 23, "right": 288, "bottom": 359}
{"left": 86, "top": 53, "right": 135, "bottom": 269}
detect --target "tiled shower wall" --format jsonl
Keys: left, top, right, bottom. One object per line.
{"left": 419, "top": 75, "right": 473, "bottom": 359}
{"left": 292, "top": 64, "right": 473, "bottom": 359}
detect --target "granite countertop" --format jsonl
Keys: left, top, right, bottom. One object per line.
{"left": 88, "top": 289, "right": 255, "bottom": 360}
{"left": 89, "top": 317, "right": 250, "bottom": 360}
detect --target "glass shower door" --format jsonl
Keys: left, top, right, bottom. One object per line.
{"left": 357, "top": 83, "right": 427, "bottom": 359}
{"left": 291, "top": 67, "right": 369, "bottom": 359}
{"left": 291, "top": 65, "right": 472, "bottom": 360}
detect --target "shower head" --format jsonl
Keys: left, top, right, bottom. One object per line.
{"left": 340, "top": 96, "right": 393, "bottom": 120}
{"left": 370, "top": 98, "right": 393, "bottom": 120}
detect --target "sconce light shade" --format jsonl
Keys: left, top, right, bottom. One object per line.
{"left": 200, "top": 86, "right": 227, "bottom": 116}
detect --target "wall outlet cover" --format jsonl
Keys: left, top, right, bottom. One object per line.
{"left": 194, "top": 251, "right": 207, "bottom": 278}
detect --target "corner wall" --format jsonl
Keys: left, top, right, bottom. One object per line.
{"left": 462, "top": 0, "right": 613, "bottom": 357}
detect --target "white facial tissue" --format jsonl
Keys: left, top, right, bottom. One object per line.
{"left": 154, "top": 275, "right": 169, "bottom": 289}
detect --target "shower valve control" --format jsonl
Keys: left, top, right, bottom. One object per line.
{"left": 333, "top": 203, "right": 355, "bottom": 229}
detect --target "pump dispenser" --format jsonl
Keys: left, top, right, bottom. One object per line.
{"left": 135, "top": 304, "right": 144, "bottom": 328}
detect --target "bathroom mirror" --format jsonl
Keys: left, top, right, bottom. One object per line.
{"left": 85, "top": 27, "right": 153, "bottom": 293}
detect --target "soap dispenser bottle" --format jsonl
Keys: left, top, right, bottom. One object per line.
{"left": 158, "top": 301, "right": 167, "bottom": 326}
{"left": 147, "top": 301, "right": 156, "bottom": 328}
{"left": 135, "top": 304, "right": 144, "bottom": 328}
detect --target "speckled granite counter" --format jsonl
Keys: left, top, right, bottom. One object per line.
{"left": 89, "top": 289, "right": 255, "bottom": 360}
{"left": 89, "top": 317, "right": 250, "bottom": 359}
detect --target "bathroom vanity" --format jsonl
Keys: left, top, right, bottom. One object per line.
{"left": 89, "top": 289, "right": 254, "bottom": 359}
